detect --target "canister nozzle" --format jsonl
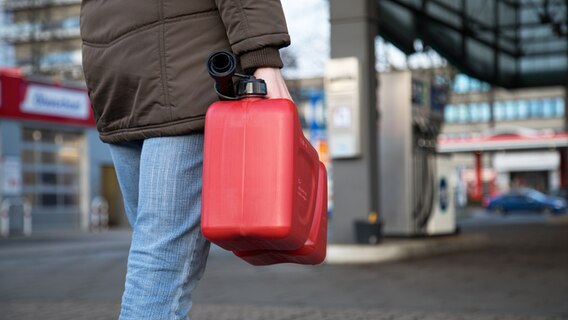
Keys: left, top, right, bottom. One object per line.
{"left": 207, "top": 51, "right": 267, "bottom": 100}
{"left": 207, "top": 51, "right": 237, "bottom": 98}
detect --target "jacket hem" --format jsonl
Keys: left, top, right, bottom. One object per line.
{"left": 99, "top": 115, "right": 206, "bottom": 144}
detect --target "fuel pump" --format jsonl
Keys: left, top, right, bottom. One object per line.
{"left": 379, "top": 71, "right": 455, "bottom": 236}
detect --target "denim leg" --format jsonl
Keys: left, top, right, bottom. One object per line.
{"left": 108, "top": 140, "right": 143, "bottom": 226}
{"left": 110, "top": 134, "right": 210, "bottom": 320}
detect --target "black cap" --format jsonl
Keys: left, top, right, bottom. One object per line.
{"left": 237, "top": 77, "right": 267, "bottom": 97}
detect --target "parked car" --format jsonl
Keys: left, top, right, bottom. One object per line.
{"left": 485, "top": 188, "right": 567, "bottom": 215}
{"left": 549, "top": 187, "right": 568, "bottom": 201}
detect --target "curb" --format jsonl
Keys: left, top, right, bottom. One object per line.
{"left": 325, "top": 233, "right": 490, "bottom": 264}
{"left": 546, "top": 215, "right": 568, "bottom": 224}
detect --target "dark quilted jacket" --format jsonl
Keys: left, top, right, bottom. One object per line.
{"left": 80, "top": 0, "right": 290, "bottom": 143}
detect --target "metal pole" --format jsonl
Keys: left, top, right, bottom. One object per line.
{"left": 493, "top": 0, "right": 500, "bottom": 83}
{"left": 329, "top": 0, "right": 378, "bottom": 243}
{"left": 562, "top": 0, "right": 568, "bottom": 187}
{"left": 1, "top": 199, "right": 10, "bottom": 238}
{"left": 461, "top": 0, "right": 468, "bottom": 61}
{"left": 23, "top": 200, "right": 32, "bottom": 237}
{"left": 561, "top": 86, "right": 568, "bottom": 187}
{"left": 475, "top": 152, "right": 483, "bottom": 201}
{"left": 100, "top": 198, "right": 109, "bottom": 231}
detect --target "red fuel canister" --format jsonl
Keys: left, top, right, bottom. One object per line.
{"left": 202, "top": 97, "right": 321, "bottom": 251}
{"left": 233, "top": 162, "right": 328, "bottom": 265}
{"left": 201, "top": 51, "right": 328, "bottom": 263}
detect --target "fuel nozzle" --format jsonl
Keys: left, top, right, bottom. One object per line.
{"left": 207, "top": 51, "right": 267, "bottom": 100}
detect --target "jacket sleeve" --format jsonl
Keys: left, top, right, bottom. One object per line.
{"left": 214, "top": 0, "right": 291, "bottom": 70}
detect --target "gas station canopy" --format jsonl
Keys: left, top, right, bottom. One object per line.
{"left": 378, "top": 0, "right": 568, "bottom": 89}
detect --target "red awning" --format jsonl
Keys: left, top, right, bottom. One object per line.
{"left": 438, "top": 131, "right": 568, "bottom": 153}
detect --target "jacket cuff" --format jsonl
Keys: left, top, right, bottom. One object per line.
{"left": 239, "top": 47, "right": 284, "bottom": 71}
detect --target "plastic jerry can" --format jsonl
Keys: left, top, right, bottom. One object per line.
{"left": 233, "top": 162, "right": 328, "bottom": 265}
{"left": 202, "top": 97, "right": 322, "bottom": 251}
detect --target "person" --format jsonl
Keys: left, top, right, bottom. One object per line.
{"left": 80, "top": 1, "right": 292, "bottom": 319}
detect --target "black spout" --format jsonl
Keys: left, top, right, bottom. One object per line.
{"left": 207, "top": 50, "right": 267, "bottom": 100}
{"left": 207, "top": 51, "right": 237, "bottom": 99}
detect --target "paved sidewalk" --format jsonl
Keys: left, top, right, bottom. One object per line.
{"left": 2, "top": 301, "right": 565, "bottom": 320}
{"left": 1, "top": 217, "right": 567, "bottom": 320}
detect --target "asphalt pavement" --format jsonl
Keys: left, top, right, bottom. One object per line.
{"left": 0, "top": 210, "right": 567, "bottom": 320}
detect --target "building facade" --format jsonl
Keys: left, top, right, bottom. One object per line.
{"left": 288, "top": 72, "right": 567, "bottom": 204}
{"left": 0, "top": 0, "right": 15, "bottom": 67}
{"left": 440, "top": 74, "right": 567, "bottom": 199}
{"left": 1, "top": 0, "right": 82, "bottom": 80}
{"left": 0, "top": 69, "right": 125, "bottom": 234}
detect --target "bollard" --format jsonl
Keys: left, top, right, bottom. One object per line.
{"left": 100, "top": 200, "right": 109, "bottom": 231}
{"left": 90, "top": 196, "right": 109, "bottom": 232}
{"left": 0, "top": 199, "right": 9, "bottom": 238}
{"left": 23, "top": 200, "right": 32, "bottom": 237}
{"left": 90, "top": 203, "right": 100, "bottom": 232}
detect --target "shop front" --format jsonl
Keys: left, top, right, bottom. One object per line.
{"left": 439, "top": 129, "right": 568, "bottom": 202}
{"left": 0, "top": 69, "right": 122, "bottom": 234}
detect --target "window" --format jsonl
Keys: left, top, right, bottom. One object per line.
{"left": 40, "top": 173, "right": 57, "bottom": 185}
{"left": 517, "top": 100, "right": 529, "bottom": 119}
{"left": 444, "top": 104, "right": 458, "bottom": 123}
{"left": 41, "top": 194, "right": 58, "bottom": 207}
{"left": 469, "top": 103, "right": 489, "bottom": 123}
{"left": 61, "top": 17, "right": 80, "bottom": 30}
{"left": 457, "top": 104, "right": 469, "bottom": 123}
{"left": 494, "top": 101, "right": 506, "bottom": 121}
{"left": 528, "top": 100, "right": 542, "bottom": 118}
{"left": 452, "top": 74, "right": 490, "bottom": 94}
{"left": 452, "top": 75, "right": 469, "bottom": 94}
{"left": 446, "top": 97, "right": 562, "bottom": 123}
{"left": 41, "top": 151, "right": 58, "bottom": 164}
{"left": 467, "top": 104, "right": 475, "bottom": 123}
{"left": 554, "top": 98, "right": 565, "bottom": 117}
{"left": 41, "top": 51, "right": 80, "bottom": 67}
{"left": 479, "top": 103, "right": 490, "bottom": 122}
{"left": 21, "top": 128, "right": 84, "bottom": 230}
{"left": 542, "top": 99, "right": 554, "bottom": 118}
{"left": 504, "top": 100, "right": 518, "bottom": 120}
{"left": 22, "top": 149, "right": 35, "bottom": 163}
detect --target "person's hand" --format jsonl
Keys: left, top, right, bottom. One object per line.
{"left": 253, "top": 68, "right": 292, "bottom": 101}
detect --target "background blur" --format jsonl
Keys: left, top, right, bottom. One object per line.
{"left": 0, "top": 0, "right": 567, "bottom": 319}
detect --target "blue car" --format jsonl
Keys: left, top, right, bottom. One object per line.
{"left": 486, "top": 188, "right": 567, "bottom": 215}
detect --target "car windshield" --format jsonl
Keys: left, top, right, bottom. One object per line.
{"left": 551, "top": 188, "right": 568, "bottom": 197}
{"left": 525, "top": 189, "right": 546, "bottom": 200}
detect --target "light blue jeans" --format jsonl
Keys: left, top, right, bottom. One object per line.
{"left": 108, "top": 134, "right": 210, "bottom": 320}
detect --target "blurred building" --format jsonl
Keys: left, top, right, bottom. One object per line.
{"left": 0, "top": 0, "right": 15, "bottom": 66}
{"left": 439, "top": 74, "right": 567, "bottom": 198}
{"left": 0, "top": 1, "right": 126, "bottom": 235}
{"left": 287, "top": 70, "right": 567, "bottom": 204}
{"left": 1, "top": 0, "right": 82, "bottom": 80}
{"left": 286, "top": 77, "right": 333, "bottom": 214}
{"left": 0, "top": 69, "right": 125, "bottom": 233}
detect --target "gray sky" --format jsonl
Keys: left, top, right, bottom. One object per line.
{"left": 280, "top": 0, "right": 330, "bottom": 78}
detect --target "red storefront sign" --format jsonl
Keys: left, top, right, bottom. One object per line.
{"left": 0, "top": 69, "right": 95, "bottom": 127}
